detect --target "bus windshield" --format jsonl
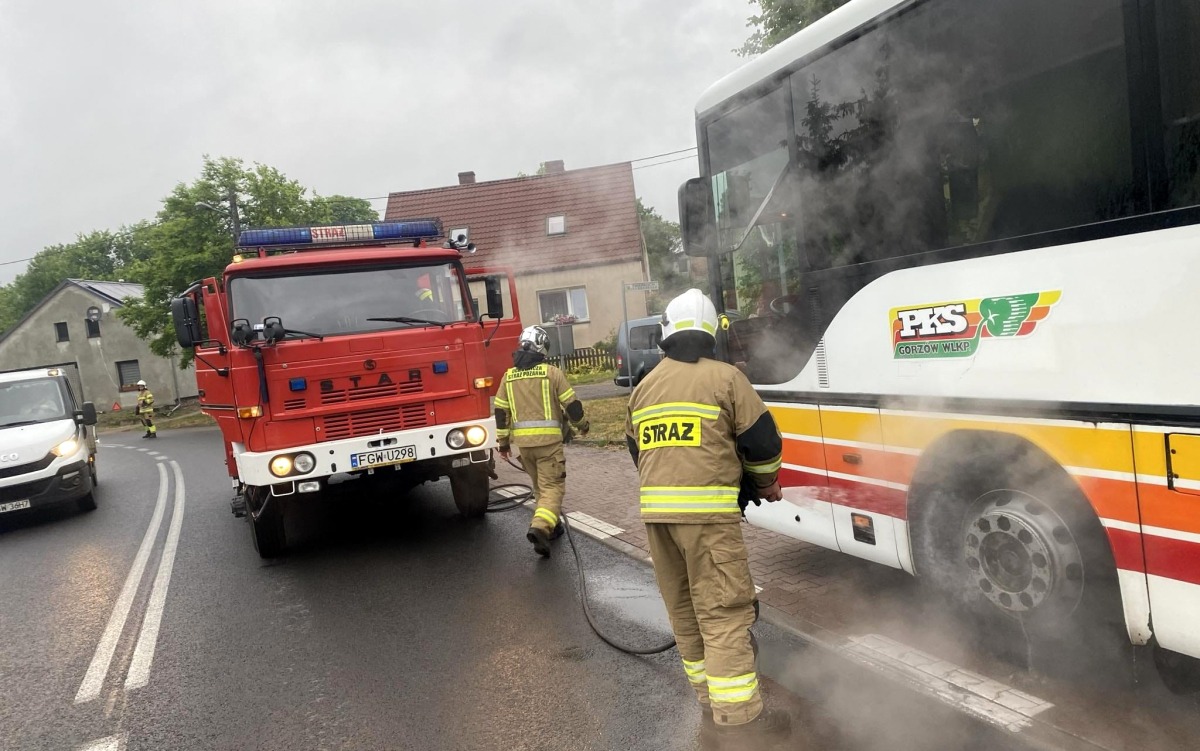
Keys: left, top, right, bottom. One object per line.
{"left": 229, "top": 262, "right": 472, "bottom": 338}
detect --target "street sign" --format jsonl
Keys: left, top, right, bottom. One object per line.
{"left": 625, "top": 280, "right": 660, "bottom": 292}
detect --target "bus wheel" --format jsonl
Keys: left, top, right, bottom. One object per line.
{"left": 247, "top": 486, "right": 287, "bottom": 558}
{"left": 450, "top": 465, "right": 489, "bottom": 519}
{"left": 912, "top": 440, "right": 1120, "bottom": 646}
{"left": 960, "top": 489, "right": 1084, "bottom": 620}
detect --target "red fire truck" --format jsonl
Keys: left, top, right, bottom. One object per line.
{"left": 170, "top": 219, "right": 522, "bottom": 556}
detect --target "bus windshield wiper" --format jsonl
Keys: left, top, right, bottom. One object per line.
{"left": 366, "top": 316, "right": 448, "bottom": 329}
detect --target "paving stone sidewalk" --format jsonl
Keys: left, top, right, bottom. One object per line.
{"left": 494, "top": 443, "right": 915, "bottom": 636}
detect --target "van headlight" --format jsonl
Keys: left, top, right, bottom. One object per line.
{"left": 52, "top": 438, "right": 80, "bottom": 457}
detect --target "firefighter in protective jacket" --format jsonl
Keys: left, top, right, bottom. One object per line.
{"left": 136, "top": 380, "right": 157, "bottom": 439}
{"left": 625, "top": 289, "right": 790, "bottom": 742}
{"left": 494, "top": 326, "right": 589, "bottom": 558}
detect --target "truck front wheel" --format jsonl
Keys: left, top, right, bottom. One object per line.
{"left": 247, "top": 486, "right": 287, "bottom": 558}
{"left": 450, "top": 465, "right": 489, "bottom": 519}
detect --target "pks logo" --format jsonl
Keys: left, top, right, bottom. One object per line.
{"left": 890, "top": 291, "right": 1061, "bottom": 359}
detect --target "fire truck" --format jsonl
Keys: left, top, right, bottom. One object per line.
{"left": 170, "top": 220, "right": 522, "bottom": 557}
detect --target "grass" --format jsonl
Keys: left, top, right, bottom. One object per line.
{"left": 566, "top": 367, "right": 616, "bottom": 386}
{"left": 572, "top": 395, "right": 630, "bottom": 447}
{"left": 97, "top": 402, "right": 215, "bottom": 434}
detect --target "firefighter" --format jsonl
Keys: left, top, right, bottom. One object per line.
{"left": 625, "top": 289, "right": 790, "bottom": 743}
{"left": 494, "top": 325, "right": 589, "bottom": 558}
{"left": 135, "top": 379, "right": 157, "bottom": 439}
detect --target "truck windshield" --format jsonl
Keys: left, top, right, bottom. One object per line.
{"left": 229, "top": 262, "right": 472, "bottom": 337}
{"left": 0, "top": 378, "right": 69, "bottom": 428}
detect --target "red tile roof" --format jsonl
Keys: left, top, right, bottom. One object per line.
{"left": 384, "top": 163, "right": 643, "bottom": 275}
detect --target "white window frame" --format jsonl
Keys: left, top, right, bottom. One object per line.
{"left": 537, "top": 286, "right": 589, "bottom": 323}
{"left": 547, "top": 215, "right": 566, "bottom": 236}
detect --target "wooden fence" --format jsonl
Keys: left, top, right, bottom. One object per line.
{"left": 550, "top": 347, "right": 616, "bottom": 372}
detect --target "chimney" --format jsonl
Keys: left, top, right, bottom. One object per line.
{"left": 458, "top": 171, "right": 476, "bottom": 185}
{"left": 544, "top": 160, "right": 565, "bottom": 175}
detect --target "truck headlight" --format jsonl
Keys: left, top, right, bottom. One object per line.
{"left": 446, "top": 429, "right": 467, "bottom": 449}
{"left": 292, "top": 452, "right": 315, "bottom": 474}
{"left": 52, "top": 437, "right": 80, "bottom": 457}
{"left": 465, "top": 426, "right": 487, "bottom": 446}
{"left": 269, "top": 455, "right": 294, "bottom": 477}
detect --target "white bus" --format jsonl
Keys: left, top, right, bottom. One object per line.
{"left": 678, "top": 0, "right": 1200, "bottom": 688}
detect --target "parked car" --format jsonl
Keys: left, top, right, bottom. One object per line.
{"left": 0, "top": 367, "right": 99, "bottom": 516}
{"left": 614, "top": 316, "right": 664, "bottom": 388}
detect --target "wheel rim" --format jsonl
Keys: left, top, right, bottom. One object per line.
{"left": 962, "top": 490, "right": 1084, "bottom": 616}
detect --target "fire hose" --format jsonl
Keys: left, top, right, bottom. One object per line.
{"left": 489, "top": 454, "right": 677, "bottom": 656}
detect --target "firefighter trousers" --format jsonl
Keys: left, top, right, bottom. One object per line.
{"left": 646, "top": 521, "right": 763, "bottom": 726}
{"left": 517, "top": 442, "right": 566, "bottom": 533}
{"left": 139, "top": 413, "right": 156, "bottom": 435}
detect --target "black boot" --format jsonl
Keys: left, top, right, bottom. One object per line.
{"left": 549, "top": 522, "right": 564, "bottom": 540}
{"left": 714, "top": 708, "right": 792, "bottom": 745}
{"left": 526, "top": 527, "right": 551, "bottom": 558}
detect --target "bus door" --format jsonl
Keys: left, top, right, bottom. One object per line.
{"left": 1136, "top": 427, "right": 1200, "bottom": 658}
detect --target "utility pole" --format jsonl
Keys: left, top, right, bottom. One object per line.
{"left": 196, "top": 190, "right": 242, "bottom": 242}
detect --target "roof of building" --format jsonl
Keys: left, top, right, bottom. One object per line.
{"left": 67, "top": 279, "right": 145, "bottom": 306}
{"left": 0, "top": 279, "right": 144, "bottom": 346}
{"left": 384, "top": 162, "right": 643, "bottom": 275}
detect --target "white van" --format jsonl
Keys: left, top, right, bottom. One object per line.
{"left": 0, "top": 368, "right": 99, "bottom": 515}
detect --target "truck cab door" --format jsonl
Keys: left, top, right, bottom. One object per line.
{"left": 467, "top": 269, "right": 522, "bottom": 393}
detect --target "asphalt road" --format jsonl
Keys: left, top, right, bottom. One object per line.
{"left": 0, "top": 427, "right": 1029, "bottom": 751}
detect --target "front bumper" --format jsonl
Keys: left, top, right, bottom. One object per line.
{"left": 232, "top": 417, "right": 496, "bottom": 487}
{"left": 0, "top": 459, "right": 92, "bottom": 511}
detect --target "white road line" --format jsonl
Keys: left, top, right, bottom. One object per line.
{"left": 75, "top": 463, "right": 170, "bottom": 704}
{"left": 125, "top": 461, "right": 186, "bottom": 691}
{"left": 78, "top": 735, "right": 123, "bottom": 751}
{"left": 146, "top": 451, "right": 160, "bottom": 457}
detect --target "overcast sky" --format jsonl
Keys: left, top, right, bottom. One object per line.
{"left": 0, "top": 0, "right": 752, "bottom": 283}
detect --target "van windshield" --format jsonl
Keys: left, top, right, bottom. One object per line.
{"left": 0, "top": 378, "right": 69, "bottom": 428}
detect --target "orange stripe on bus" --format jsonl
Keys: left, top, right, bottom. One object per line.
{"left": 1135, "top": 483, "right": 1200, "bottom": 536}
{"left": 782, "top": 437, "right": 825, "bottom": 470}
{"left": 1070, "top": 475, "right": 1140, "bottom": 526}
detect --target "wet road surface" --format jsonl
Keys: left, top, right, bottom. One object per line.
{"left": 0, "top": 427, "right": 1035, "bottom": 750}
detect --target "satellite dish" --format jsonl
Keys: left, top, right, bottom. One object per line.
{"left": 86, "top": 306, "right": 101, "bottom": 322}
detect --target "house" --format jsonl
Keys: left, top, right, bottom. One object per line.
{"left": 385, "top": 161, "right": 649, "bottom": 350}
{"left": 0, "top": 279, "right": 198, "bottom": 410}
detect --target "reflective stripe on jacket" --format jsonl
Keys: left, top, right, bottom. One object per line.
{"left": 494, "top": 363, "right": 577, "bottom": 448}
{"left": 626, "top": 357, "right": 780, "bottom": 524}
{"left": 137, "top": 390, "right": 155, "bottom": 414}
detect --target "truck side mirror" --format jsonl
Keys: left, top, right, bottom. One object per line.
{"left": 679, "top": 177, "right": 715, "bottom": 257}
{"left": 171, "top": 296, "right": 202, "bottom": 349}
{"left": 77, "top": 402, "right": 98, "bottom": 426}
{"left": 484, "top": 277, "right": 505, "bottom": 319}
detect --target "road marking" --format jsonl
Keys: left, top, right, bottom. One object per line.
{"left": 155, "top": 456, "right": 166, "bottom": 462}
{"left": 125, "top": 460, "right": 186, "bottom": 691}
{"left": 78, "top": 735, "right": 123, "bottom": 751}
{"left": 137, "top": 448, "right": 150, "bottom": 452}
{"left": 146, "top": 451, "right": 160, "bottom": 457}
{"left": 75, "top": 463, "right": 170, "bottom": 704}
{"left": 844, "top": 634, "right": 1053, "bottom": 732}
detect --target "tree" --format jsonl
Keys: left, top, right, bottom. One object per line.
{"left": 738, "top": 0, "right": 851, "bottom": 57}
{"left": 117, "top": 156, "right": 378, "bottom": 360}
{"left": 637, "top": 199, "right": 689, "bottom": 312}
{"left": 0, "top": 227, "right": 150, "bottom": 333}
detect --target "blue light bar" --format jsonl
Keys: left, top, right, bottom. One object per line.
{"left": 237, "top": 220, "right": 442, "bottom": 248}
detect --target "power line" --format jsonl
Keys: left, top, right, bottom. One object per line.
{"left": 632, "top": 153, "right": 699, "bottom": 170}
{"left": 630, "top": 146, "right": 697, "bottom": 163}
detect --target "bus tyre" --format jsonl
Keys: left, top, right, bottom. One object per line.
{"left": 911, "top": 441, "right": 1121, "bottom": 646}
{"left": 450, "top": 465, "right": 489, "bottom": 519}
{"left": 247, "top": 486, "right": 287, "bottom": 558}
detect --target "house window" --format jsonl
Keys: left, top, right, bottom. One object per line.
{"left": 54, "top": 322, "right": 69, "bottom": 342}
{"left": 537, "top": 287, "right": 589, "bottom": 323}
{"left": 116, "top": 360, "right": 141, "bottom": 391}
{"left": 547, "top": 215, "right": 566, "bottom": 235}
{"left": 85, "top": 319, "right": 101, "bottom": 338}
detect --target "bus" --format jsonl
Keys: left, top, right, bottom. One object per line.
{"left": 678, "top": 0, "right": 1200, "bottom": 688}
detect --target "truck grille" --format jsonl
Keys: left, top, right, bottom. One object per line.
{"left": 321, "top": 403, "right": 430, "bottom": 441}
{"left": 319, "top": 377, "right": 423, "bottom": 406}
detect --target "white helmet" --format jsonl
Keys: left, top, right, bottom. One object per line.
{"left": 136, "top": 379, "right": 147, "bottom": 387}
{"left": 660, "top": 288, "right": 719, "bottom": 342}
{"left": 519, "top": 325, "right": 550, "bottom": 354}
